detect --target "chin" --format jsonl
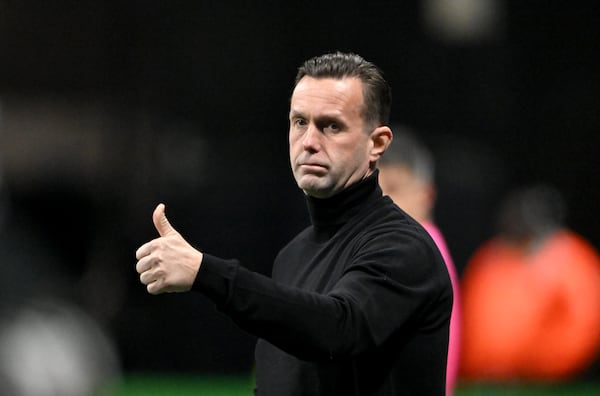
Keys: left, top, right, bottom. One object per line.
{"left": 299, "top": 183, "right": 328, "bottom": 198}
{"left": 303, "top": 185, "right": 337, "bottom": 199}
{"left": 297, "top": 174, "right": 338, "bottom": 197}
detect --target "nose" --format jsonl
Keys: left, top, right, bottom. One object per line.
{"left": 302, "top": 124, "right": 321, "bottom": 152}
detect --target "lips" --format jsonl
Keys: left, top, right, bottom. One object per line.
{"left": 300, "top": 162, "right": 325, "bottom": 167}
{"left": 299, "top": 162, "right": 327, "bottom": 168}
{"left": 298, "top": 162, "right": 328, "bottom": 173}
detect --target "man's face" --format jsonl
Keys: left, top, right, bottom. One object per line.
{"left": 379, "top": 163, "right": 433, "bottom": 223}
{"left": 289, "top": 76, "right": 374, "bottom": 198}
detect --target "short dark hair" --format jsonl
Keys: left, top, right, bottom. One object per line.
{"left": 294, "top": 52, "right": 392, "bottom": 128}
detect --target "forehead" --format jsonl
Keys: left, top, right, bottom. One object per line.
{"left": 290, "top": 77, "right": 364, "bottom": 117}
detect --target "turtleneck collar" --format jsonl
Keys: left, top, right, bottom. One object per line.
{"left": 305, "top": 169, "right": 382, "bottom": 229}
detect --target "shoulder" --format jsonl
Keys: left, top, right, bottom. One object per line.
{"left": 358, "top": 196, "right": 431, "bottom": 249}
{"left": 354, "top": 198, "right": 444, "bottom": 269}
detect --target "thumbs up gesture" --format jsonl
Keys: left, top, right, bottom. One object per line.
{"left": 135, "top": 204, "right": 203, "bottom": 295}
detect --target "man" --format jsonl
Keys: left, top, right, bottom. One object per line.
{"left": 378, "top": 129, "right": 461, "bottom": 395}
{"left": 136, "top": 52, "right": 452, "bottom": 395}
{"left": 460, "top": 184, "right": 600, "bottom": 381}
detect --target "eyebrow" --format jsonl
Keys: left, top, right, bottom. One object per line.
{"left": 289, "top": 108, "right": 345, "bottom": 122}
{"left": 289, "top": 110, "right": 305, "bottom": 119}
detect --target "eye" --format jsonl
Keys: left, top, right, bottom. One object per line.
{"left": 293, "top": 118, "right": 307, "bottom": 128}
{"left": 324, "top": 122, "right": 341, "bottom": 134}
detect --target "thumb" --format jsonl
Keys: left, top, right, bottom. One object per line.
{"left": 153, "top": 203, "right": 176, "bottom": 237}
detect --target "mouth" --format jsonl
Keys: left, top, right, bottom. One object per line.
{"left": 299, "top": 162, "right": 327, "bottom": 168}
{"left": 298, "top": 163, "right": 328, "bottom": 173}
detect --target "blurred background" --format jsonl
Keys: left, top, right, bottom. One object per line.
{"left": 1, "top": 1, "right": 599, "bottom": 394}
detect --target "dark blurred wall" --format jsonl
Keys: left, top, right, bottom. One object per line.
{"left": 1, "top": 1, "right": 598, "bottom": 377}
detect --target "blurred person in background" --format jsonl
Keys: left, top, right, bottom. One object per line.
{"left": 135, "top": 52, "right": 453, "bottom": 395}
{"left": 0, "top": 103, "right": 121, "bottom": 396}
{"left": 460, "top": 184, "right": 600, "bottom": 381}
{"left": 0, "top": 299, "right": 121, "bottom": 396}
{"left": 378, "top": 126, "right": 461, "bottom": 395}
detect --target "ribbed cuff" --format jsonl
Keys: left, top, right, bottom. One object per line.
{"left": 192, "top": 253, "right": 239, "bottom": 306}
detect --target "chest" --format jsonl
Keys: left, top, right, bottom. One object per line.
{"left": 272, "top": 227, "right": 365, "bottom": 293}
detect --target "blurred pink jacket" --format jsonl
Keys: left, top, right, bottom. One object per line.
{"left": 422, "top": 221, "right": 461, "bottom": 396}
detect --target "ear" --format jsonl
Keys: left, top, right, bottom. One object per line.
{"left": 369, "top": 126, "right": 393, "bottom": 164}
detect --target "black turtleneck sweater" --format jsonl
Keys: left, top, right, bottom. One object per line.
{"left": 193, "top": 171, "right": 452, "bottom": 395}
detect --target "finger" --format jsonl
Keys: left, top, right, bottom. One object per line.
{"left": 135, "top": 241, "right": 153, "bottom": 261}
{"left": 139, "top": 269, "right": 155, "bottom": 285}
{"left": 136, "top": 255, "right": 154, "bottom": 274}
{"left": 147, "top": 279, "right": 163, "bottom": 295}
{"left": 153, "top": 203, "right": 176, "bottom": 237}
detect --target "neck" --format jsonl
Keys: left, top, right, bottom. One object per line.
{"left": 305, "top": 170, "right": 381, "bottom": 229}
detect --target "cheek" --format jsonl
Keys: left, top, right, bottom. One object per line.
{"left": 289, "top": 143, "right": 303, "bottom": 169}
{"left": 288, "top": 135, "right": 296, "bottom": 152}
{"left": 348, "top": 141, "right": 371, "bottom": 164}
{"left": 289, "top": 140, "right": 299, "bottom": 159}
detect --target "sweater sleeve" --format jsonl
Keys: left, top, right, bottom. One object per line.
{"left": 193, "top": 253, "right": 366, "bottom": 360}
{"left": 193, "top": 228, "right": 451, "bottom": 362}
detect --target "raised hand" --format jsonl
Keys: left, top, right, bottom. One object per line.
{"left": 135, "top": 203, "right": 203, "bottom": 295}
